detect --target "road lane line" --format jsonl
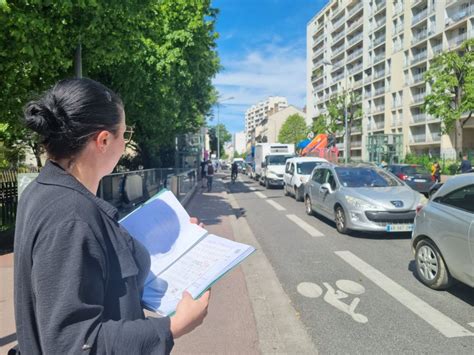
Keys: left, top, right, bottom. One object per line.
{"left": 286, "top": 214, "right": 324, "bottom": 237}
{"left": 335, "top": 250, "right": 474, "bottom": 338}
{"left": 248, "top": 187, "right": 256, "bottom": 191}
{"left": 265, "top": 199, "right": 286, "bottom": 211}
{"left": 254, "top": 191, "right": 266, "bottom": 199}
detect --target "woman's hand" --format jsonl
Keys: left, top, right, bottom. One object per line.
{"left": 170, "top": 290, "right": 211, "bottom": 338}
{"left": 190, "top": 217, "right": 204, "bottom": 228}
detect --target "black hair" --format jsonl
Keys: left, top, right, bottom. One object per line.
{"left": 23, "top": 78, "right": 123, "bottom": 161}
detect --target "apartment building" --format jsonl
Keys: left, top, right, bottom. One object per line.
{"left": 307, "top": 0, "right": 474, "bottom": 160}
{"left": 245, "top": 96, "right": 288, "bottom": 140}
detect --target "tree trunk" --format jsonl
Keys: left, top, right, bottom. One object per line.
{"left": 455, "top": 119, "right": 463, "bottom": 158}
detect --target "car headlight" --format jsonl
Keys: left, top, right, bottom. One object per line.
{"left": 346, "top": 196, "right": 378, "bottom": 210}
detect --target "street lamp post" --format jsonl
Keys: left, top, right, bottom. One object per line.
{"left": 216, "top": 96, "right": 234, "bottom": 162}
{"left": 323, "top": 60, "right": 349, "bottom": 163}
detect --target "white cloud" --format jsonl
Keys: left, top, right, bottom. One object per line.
{"left": 212, "top": 42, "right": 307, "bottom": 132}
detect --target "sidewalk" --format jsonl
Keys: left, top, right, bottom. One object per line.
{"left": 0, "top": 172, "right": 316, "bottom": 354}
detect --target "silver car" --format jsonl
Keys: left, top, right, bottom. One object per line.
{"left": 304, "top": 164, "right": 422, "bottom": 234}
{"left": 412, "top": 173, "right": 474, "bottom": 290}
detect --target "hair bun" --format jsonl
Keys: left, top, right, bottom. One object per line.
{"left": 24, "top": 101, "right": 65, "bottom": 138}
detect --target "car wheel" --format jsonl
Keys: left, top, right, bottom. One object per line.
{"left": 305, "top": 196, "right": 314, "bottom": 216}
{"left": 335, "top": 206, "right": 348, "bottom": 234}
{"left": 284, "top": 184, "right": 289, "bottom": 196}
{"left": 415, "top": 239, "right": 452, "bottom": 290}
{"left": 295, "top": 186, "right": 303, "bottom": 202}
{"left": 265, "top": 179, "right": 270, "bottom": 189}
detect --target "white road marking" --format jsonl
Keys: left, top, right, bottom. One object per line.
{"left": 265, "top": 199, "right": 286, "bottom": 211}
{"left": 254, "top": 191, "right": 266, "bottom": 199}
{"left": 297, "top": 282, "right": 323, "bottom": 298}
{"left": 286, "top": 214, "right": 324, "bottom": 237}
{"left": 335, "top": 250, "right": 474, "bottom": 338}
{"left": 248, "top": 187, "right": 256, "bottom": 191}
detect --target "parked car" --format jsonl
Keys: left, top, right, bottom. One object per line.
{"left": 304, "top": 164, "right": 423, "bottom": 234}
{"left": 387, "top": 164, "right": 435, "bottom": 196}
{"left": 411, "top": 173, "right": 474, "bottom": 290}
{"left": 284, "top": 157, "right": 328, "bottom": 201}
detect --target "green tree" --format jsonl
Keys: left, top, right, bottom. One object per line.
{"left": 208, "top": 124, "right": 231, "bottom": 155}
{"left": 0, "top": 0, "right": 219, "bottom": 168}
{"left": 424, "top": 38, "right": 474, "bottom": 156}
{"left": 325, "top": 92, "right": 362, "bottom": 157}
{"left": 278, "top": 114, "right": 308, "bottom": 144}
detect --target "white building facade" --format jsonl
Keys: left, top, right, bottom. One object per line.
{"left": 233, "top": 131, "right": 247, "bottom": 155}
{"left": 307, "top": 0, "right": 474, "bottom": 160}
{"left": 245, "top": 96, "right": 288, "bottom": 140}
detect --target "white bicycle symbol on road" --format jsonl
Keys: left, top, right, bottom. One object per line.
{"left": 297, "top": 279, "right": 368, "bottom": 324}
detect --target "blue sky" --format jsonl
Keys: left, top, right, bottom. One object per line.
{"left": 211, "top": 0, "right": 326, "bottom": 134}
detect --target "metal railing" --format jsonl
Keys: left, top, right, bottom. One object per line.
{"left": 348, "top": 33, "right": 363, "bottom": 47}
{"left": 412, "top": 8, "right": 428, "bottom": 25}
{"left": 412, "top": 92, "right": 426, "bottom": 103}
{"left": 448, "top": 32, "right": 468, "bottom": 49}
{"left": 412, "top": 113, "right": 426, "bottom": 123}
{"left": 374, "top": 86, "right": 385, "bottom": 96}
{"left": 348, "top": 2, "right": 364, "bottom": 17}
{"left": 374, "top": 69, "right": 385, "bottom": 79}
{"left": 411, "top": 134, "right": 426, "bottom": 143}
{"left": 347, "top": 48, "right": 363, "bottom": 62}
{"left": 411, "top": 51, "right": 427, "bottom": 65}
{"left": 347, "top": 17, "right": 363, "bottom": 33}
{"left": 411, "top": 72, "right": 426, "bottom": 84}
{"left": 372, "top": 53, "right": 385, "bottom": 64}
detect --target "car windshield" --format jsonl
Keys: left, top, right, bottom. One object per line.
{"left": 401, "top": 165, "right": 429, "bottom": 175}
{"left": 297, "top": 162, "right": 320, "bottom": 175}
{"left": 335, "top": 167, "right": 401, "bottom": 187}
{"left": 267, "top": 155, "right": 292, "bottom": 165}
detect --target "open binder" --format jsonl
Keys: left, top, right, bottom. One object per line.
{"left": 120, "top": 189, "right": 255, "bottom": 316}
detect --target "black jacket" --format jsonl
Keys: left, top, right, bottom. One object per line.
{"left": 14, "top": 161, "right": 174, "bottom": 354}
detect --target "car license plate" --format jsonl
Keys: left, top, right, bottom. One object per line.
{"left": 414, "top": 179, "right": 426, "bottom": 182}
{"left": 386, "top": 224, "right": 413, "bottom": 232}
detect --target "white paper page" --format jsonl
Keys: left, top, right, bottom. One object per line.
{"left": 146, "top": 234, "right": 254, "bottom": 315}
{"left": 120, "top": 190, "right": 207, "bottom": 276}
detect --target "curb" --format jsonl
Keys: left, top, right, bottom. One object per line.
{"left": 223, "top": 177, "right": 318, "bottom": 354}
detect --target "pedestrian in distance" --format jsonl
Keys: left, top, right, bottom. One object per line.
{"left": 231, "top": 160, "right": 238, "bottom": 183}
{"left": 431, "top": 161, "right": 441, "bottom": 182}
{"left": 459, "top": 154, "right": 472, "bottom": 174}
{"left": 206, "top": 160, "right": 214, "bottom": 192}
{"left": 13, "top": 78, "right": 210, "bottom": 354}
{"left": 200, "top": 160, "right": 207, "bottom": 188}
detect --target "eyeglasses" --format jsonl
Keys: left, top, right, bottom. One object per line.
{"left": 124, "top": 125, "right": 134, "bottom": 144}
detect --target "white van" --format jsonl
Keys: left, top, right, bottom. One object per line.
{"left": 283, "top": 157, "right": 328, "bottom": 201}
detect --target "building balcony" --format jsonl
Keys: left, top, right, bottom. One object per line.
{"left": 348, "top": 33, "right": 364, "bottom": 47}
{"left": 349, "top": 63, "right": 363, "bottom": 74}
{"left": 347, "top": 17, "right": 363, "bottom": 34}
{"left": 411, "top": 113, "right": 426, "bottom": 123}
{"left": 347, "top": 48, "right": 363, "bottom": 62}
{"left": 372, "top": 54, "right": 385, "bottom": 64}
{"left": 372, "top": 105, "right": 385, "bottom": 114}
{"left": 369, "top": 120, "right": 385, "bottom": 130}
{"left": 373, "top": 1, "right": 386, "bottom": 15}
{"left": 410, "top": 72, "right": 426, "bottom": 84}
{"left": 351, "top": 140, "right": 362, "bottom": 147}
{"left": 374, "top": 69, "right": 385, "bottom": 79}
{"left": 412, "top": 92, "right": 426, "bottom": 104}
{"left": 314, "top": 82, "right": 325, "bottom": 91}
{"left": 333, "top": 30, "right": 346, "bottom": 43}
{"left": 364, "top": 75, "right": 373, "bottom": 84}
{"left": 332, "top": 16, "right": 346, "bottom": 31}
{"left": 332, "top": 44, "right": 345, "bottom": 57}
{"left": 411, "top": 0, "right": 426, "bottom": 8}
{"left": 410, "top": 134, "right": 426, "bottom": 143}
{"left": 449, "top": 6, "right": 474, "bottom": 24}
{"left": 353, "top": 78, "right": 363, "bottom": 88}
{"left": 391, "top": 118, "right": 403, "bottom": 127}
{"left": 411, "top": 30, "right": 429, "bottom": 45}
{"left": 392, "top": 24, "right": 404, "bottom": 36}
{"left": 312, "top": 46, "right": 325, "bottom": 59}
{"left": 370, "top": 35, "right": 385, "bottom": 49}
{"left": 448, "top": 32, "right": 468, "bottom": 49}
{"left": 411, "top": 51, "right": 427, "bottom": 65}
{"left": 348, "top": 2, "right": 364, "bottom": 18}
{"left": 393, "top": 4, "right": 404, "bottom": 17}
{"left": 374, "top": 87, "right": 385, "bottom": 96}
{"left": 412, "top": 9, "right": 428, "bottom": 26}
{"left": 431, "top": 43, "right": 443, "bottom": 56}
{"left": 431, "top": 132, "right": 441, "bottom": 142}
{"left": 332, "top": 73, "right": 345, "bottom": 83}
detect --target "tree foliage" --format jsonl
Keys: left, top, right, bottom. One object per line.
{"left": 278, "top": 114, "right": 308, "bottom": 144}
{"left": 0, "top": 0, "right": 219, "bottom": 168}
{"left": 208, "top": 123, "right": 231, "bottom": 155}
{"left": 424, "top": 38, "right": 474, "bottom": 155}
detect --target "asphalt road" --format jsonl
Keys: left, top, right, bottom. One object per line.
{"left": 227, "top": 173, "right": 474, "bottom": 354}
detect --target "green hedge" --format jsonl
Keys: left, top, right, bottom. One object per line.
{"left": 402, "top": 154, "right": 462, "bottom": 175}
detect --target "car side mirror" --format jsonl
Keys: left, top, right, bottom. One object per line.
{"left": 320, "top": 182, "right": 332, "bottom": 193}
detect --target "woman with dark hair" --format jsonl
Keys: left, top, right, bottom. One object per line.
{"left": 13, "top": 78, "right": 209, "bottom": 354}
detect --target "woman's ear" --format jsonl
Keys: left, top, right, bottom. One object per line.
{"left": 95, "top": 130, "right": 111, "bottom": 152}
